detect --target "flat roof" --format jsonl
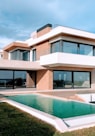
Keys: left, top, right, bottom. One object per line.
{"left": 3, "top": 25, "right": 95, "bottom": 50}
{"left": 4, "top": 42, "right": 30, "bottom": 51}
{"left": 26, "top": 26, "right": 95, "bottom": 46}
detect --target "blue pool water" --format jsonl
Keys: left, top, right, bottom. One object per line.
{"left": 7, "top": 94, "right": 95, "bottom": 119}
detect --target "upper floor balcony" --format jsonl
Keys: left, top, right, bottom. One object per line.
{"left": 40, "top": 52, "right": 95, "bottom": 68}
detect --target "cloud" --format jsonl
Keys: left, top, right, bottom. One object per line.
{"left": 0, "top": 37, "right": 14, "bottom": 48}
{"left": 0, "top": 0, "right": 95, "bottom": 48}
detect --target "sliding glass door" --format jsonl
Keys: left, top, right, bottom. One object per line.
{"left": 14, "top": 71, "right": 26, "bottom": 88}
{"left": 0, "top": 70, "right": 13, "bottom": 89}
{"left": 53, "top": 71, "right": 72, "bottom": 89}
{"left": 73, "top": 72, "right": 90, "bottom": 88}
{"left": 53, "top": 71, "right": 91, "bottom": 89}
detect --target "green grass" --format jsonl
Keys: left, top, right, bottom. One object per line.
{"left": 0, "top": 102, "right": 55, "bottom": 136}
{"left": 1, "top": 102, "right": 95, "bottom": 136}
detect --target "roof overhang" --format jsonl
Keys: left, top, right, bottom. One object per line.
{"left": 26, "top": 26, "right": 95, "bottom": 46}
{"left": 3, "top": 42, "right": 30, "bottom": 52}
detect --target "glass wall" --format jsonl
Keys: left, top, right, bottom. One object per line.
{"left": 63, "top": 41, "right": 78, "bottom": 54}
{"left": 51, "top": 41, "right": 61, "bottom": 53}
{"left": 51, "top": 40, "right": 94, "bottom": 56}
{"left": 0, "top": 70, "right": 13, "bottom": 89}
{"left": 14, "top": 71, "right": 26, "bottom": 88}
{"left": 80, "top": 44, "right": 93, "bottom": 56}
{"left": 73, "top": 72, "right": 90, "bottom": 88}
{"left": 0, "top": 70, "right": 28, "bottom": 89}
{"left": 22, "top": 51, "right": 30, "bottom": 61}
{"left": 53, "top": 71, "right": 90, "bottom": 89}
{"left": 11, "top": 49, "right": 30, "bottom": 61}
{"left": 0, "top": 70, "right": 37, "bottom": 89}
{"left": 53, "top": 71, "right": 72, "bottom": 89}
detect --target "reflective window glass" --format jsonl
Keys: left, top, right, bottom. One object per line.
{"left": 53, "top": 71, "right": 90, "bottom": 89}
{"left": 51, "top": 41, "right": 60, "bottom": 53}
{"left": 0, "top": 70, "right": 13, "bottom": 89}
{"left": 74, "top": 72, "right": 90, "bottom": 88}
{"left": 53, "top": 71, "right": 72, "bottom": 89}
{"left": 14, "top": 71, "right": 26, "bottom": 88}
{"left": 63, "top": 41, "right": 78, "bottom": 54}
{"left": 80, "top": 44, "right": 93, "bottom": 56}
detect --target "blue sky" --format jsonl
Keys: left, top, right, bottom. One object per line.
{"left": 0, "top": 0, "right": 95, "bottom": 48}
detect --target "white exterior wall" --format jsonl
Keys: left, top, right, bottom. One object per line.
{"left": 40, "top": 52, "right": 95, "bottom": 68}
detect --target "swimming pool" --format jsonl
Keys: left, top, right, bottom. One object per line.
{"left": 6, "top": 94, "right": 95, "bottom": 119}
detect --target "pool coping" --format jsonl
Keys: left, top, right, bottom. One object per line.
{"left": 4, "top": 99, "right": 68, "bottom": 132}
{"left": 2, "top": 93, "right": 95, "bottom": 133}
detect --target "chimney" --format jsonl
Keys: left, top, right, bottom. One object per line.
{"left": 37, "top": 24, "right": 52, "bottom": 38}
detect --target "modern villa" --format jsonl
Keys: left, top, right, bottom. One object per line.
{"left": 1, "top": 24, "right": 95, "bottom": 91}
{"left": 2, "top": 24, "right": 95, "bottom": 133}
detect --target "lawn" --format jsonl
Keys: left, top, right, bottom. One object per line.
{"left": 0, "top": 102, "right": 55, "bottom": 136}
{"left": 1, "top": 102, "right": 95, "bottom": 136}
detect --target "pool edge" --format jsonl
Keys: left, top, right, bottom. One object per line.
{"left": 4, "top": 99, "right": 68, "bottom": 133}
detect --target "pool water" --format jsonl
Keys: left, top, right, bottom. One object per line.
{"left": 7, "top": 94, "right": 95, "bottom": 119}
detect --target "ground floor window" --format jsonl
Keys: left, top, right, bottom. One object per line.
{"left": 0, "top": 70, "right": 13, "bottom": 89}
{"left": 14, "top": 71, "right": 26, "bottom": 88}
{"left": 0, "top": 70, "right": 36, "bottom": 89}
{"left": 73, "top": 72, "right": 90, "bottom": 88}
{"left": 53, "top": 71, "right": 91, "bottom": 89}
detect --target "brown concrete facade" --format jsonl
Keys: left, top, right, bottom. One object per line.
{"left": 37, "top": 70, "right": 53, "bottom": 90}
{"left": 32, "top": 41, "right": 50, "bottom": 60}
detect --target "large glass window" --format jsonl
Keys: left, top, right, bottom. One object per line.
{"left": 63, "top": 41, "right": 78, "bottom": 54}
{"left": 0, "top": 70, "right": 13, "bottom": 89}
{"left": 53, "top": 71, "right": 72, "bottom": 89}
{"left": 22, "top": 51, "right": 30, "bottom": 61}
{"left": 0, "top": 70, "right": 36, "bottom": 89}
{"left": 14, "top": 71, "right": 26, "bottom": 88}
{"left": 51, "top": 40, "right": 95, "bottom": 56}
{"left": 11, "top": 49, "right": 30, "bottom": 61}
{"left": 73, "top": 72, "right": 90, "bottom": 88}
{"left": 51, "top": 41, "right": 61, "bottom": 53}
{"left": 80, "top": 44, "right": 93, "bottom": 56}
{"left": 53, "top": 71, "right": 90, "bottom": 89}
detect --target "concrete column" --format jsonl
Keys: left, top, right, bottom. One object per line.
{"left": 37, "top": 70, "right": 53, "bottom": 90}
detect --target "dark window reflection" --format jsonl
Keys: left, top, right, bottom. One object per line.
{"left": 53, "top": 71, "right": 72, "bottom": 89}
{"left": 11, "top": 49, "right": 30, "bottom": 61}
{"left": 14, "top": 71, "right": 26, "bottom": 88}
{"left": 53, "top": 71, "right": 90, "bottom": 89}
{"left": 0, "top": 70, "right": 26, "bottom": 89}
{"left": 0, "top": 70, "right": 13, "bottom": 89}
